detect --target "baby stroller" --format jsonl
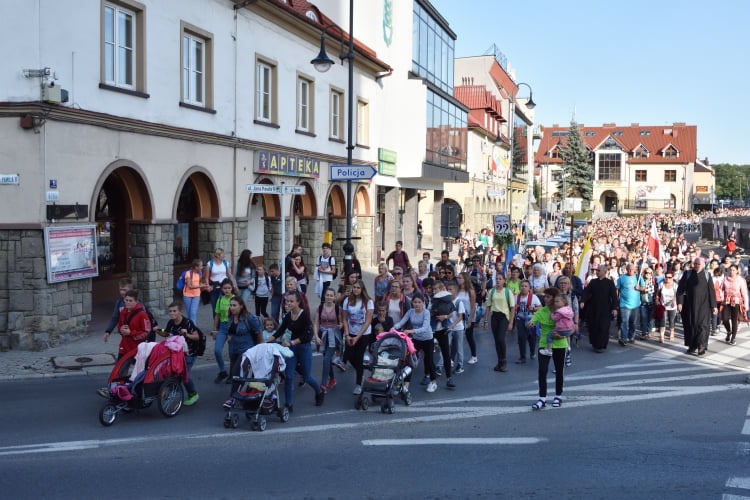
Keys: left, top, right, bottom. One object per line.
{"left": 98, "top": 339, "right": 188, "bottom": 426}
{"left": 356, "top": 330, "right": 416, "bottom": 414}
{"left": 224, "top": 343, "right": 289, "bottom": 432}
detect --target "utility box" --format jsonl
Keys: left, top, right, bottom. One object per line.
{"left": 42, "top": 85, "right": 61, "bottom": 103}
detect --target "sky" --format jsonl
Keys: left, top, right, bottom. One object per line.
{"left": 430, "top": 0, "right": 750, "bottom": 165}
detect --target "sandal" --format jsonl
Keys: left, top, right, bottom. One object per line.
{"left": 532, "top": 399, "right": 546, "bottom": 411}
{"left": 552, "top": 397, "right": 562, "bottom": 408}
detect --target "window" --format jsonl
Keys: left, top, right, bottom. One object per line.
{"left": 635, "top": 199, "right": 647, "bottom": 209}
{"left": 639, "top": 130, "right": 651, "bottom": 136}
{"left": 330, "top": 88, "right": 343, "bottom": 140}
{"left": 663, "top": 145, "right": 679, "bottom": 158}
{"left": 664, "top": 170, "right": 677, "bottom": 182}
{"left": 180, "top": 22, "right": 213, "bottom": 109}
{"left": 550, "top": 148, "right": 561, "bottom": 159}
{"left": 102, "top": 0, "right": 145, "bottom": 91}
{"left": 412, "top": 1, "right": 455, "bottom": 94}
{"left": 598, "top": 153, "right": 621, "bottom": 181}
{"left": 635, "top": 170, "right": 647, "bottom": 182}
{"left": 356, "top": 98, "right": 369, "bottom": 146}
{"left": 424, "top": 89, "right": 467, "bottom": 170}
{"left": 633, "top": 145, "right": 649, "bottom": 158}
{"left": 296, "top": 75, "right": 314, "bottom": 133}
{"left": 255, "top": 57, "right": 277, "bottom": 124}
{"left": 664, "top": 197, "right": 676, "bottom": 209}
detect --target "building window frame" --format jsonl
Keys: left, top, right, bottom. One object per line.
{"left": 101, "top": 0, "right": 146, "bottom": 92}
{"left": 330, "top": 87, "right": 344, "bottom": 140}
{"left": 664, "top": 170, "right": 677, "bottom": 182}
{"left": 356, "top": 98, "right": 369, "bottom": 147}
{"left": 180, "top": 22, "right": 213, "bottom": 109}
{"left": 296, "top": 74, "right": 314, "bottom": 134}
{"left": 255, "top": 56, "right": 278, "bottom": 124}
{"left": 635, "top": 170, "right": 647, "bottom": 182}
{"left": 597, "top": 152, "right": 622, "bottom": 181}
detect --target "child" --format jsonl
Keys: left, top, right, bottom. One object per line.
{"left": 211, "top": 279, "right": 236, "bottom": 384}
{"left": 372, "top": 301, "right": 395, "bottom": 336}
{"left": 430, "top": 281, "right": 456, "bottom": 332}
{"left": 261, "top": 317, "right": 277, "bottom": 343}
{"left": 159, "top": 301, "right": 202, "bottom": 406}
{"left": 515, "top": 279, "right": 541, "bottom": 363}
{"left": 250, "top": 265, "right": 271, "bottom": 317}
{"left": 446, "top": 281, "right": 466, "bottom": 375}
{"left": 268, "top": 263, "right": 284, "bottom": 322}
{"left": 540, "top": 294, "right": 574, "bottom": 356}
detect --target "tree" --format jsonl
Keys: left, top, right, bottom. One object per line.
{"left": 557, "top": 121, "right": 593, "bottom": 209}
{"left": 714, "top": 163, "right": 750, "bottom": 201}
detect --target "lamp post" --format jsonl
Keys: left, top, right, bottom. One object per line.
{"left": 311, "top": 0, "right": 356, "bottom": 274}
{"left": 506, "top": 82, "right": 535, "bottom": 236}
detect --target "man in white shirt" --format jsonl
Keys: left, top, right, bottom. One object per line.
{"left": 316, "top": 242, "right": 337, "bottom": 297}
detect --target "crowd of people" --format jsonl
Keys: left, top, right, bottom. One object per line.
{"left": 99, "top": 207, "right": 750, "bottom": 413}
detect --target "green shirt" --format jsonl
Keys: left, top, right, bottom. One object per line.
{"left": 506, "top": 279, "right": 521, "bottom": 295}
{"left": 530, "top": 306, "right": 569, "bottom": 349}
{"left": 215, "top": 294, "right": 234, "bottom": 323}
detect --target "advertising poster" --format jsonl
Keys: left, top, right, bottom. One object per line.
{"left": 45, "top": 225, "right": 99, "bottom": 283}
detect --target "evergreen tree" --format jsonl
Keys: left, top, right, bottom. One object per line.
{"left": 556, "top": 121, "right": 593, "bottom": 209}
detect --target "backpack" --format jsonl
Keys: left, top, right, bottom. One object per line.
{"left": 192, "top": 323, "right": 207, "bottom": 356}
{"left": 515, "top": 293, "right": 534, "bottom": 320}
{"left": 318, "top": 255, "right": 338, "bottom": 281}
{"left": 488, "top": 287, "right": 512, "bottom": 312}
{"left": 175, "top": 270, "right": 189, "bottom": 293}
{"left": 254, "top": 273, "right": 271, "bottom": 291}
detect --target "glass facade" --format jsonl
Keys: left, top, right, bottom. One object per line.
{"left": 412, "top": 2, "right": 454, "bottom": 94}
{"left": 598, "top": 153, "right": 622, "bottom": 181}
{"left": 425, "top": 89, "right": 467, "bottom": 170}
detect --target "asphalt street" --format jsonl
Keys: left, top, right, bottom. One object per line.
{"left": 1, "top": 325, "right": 749, "bottom": 499}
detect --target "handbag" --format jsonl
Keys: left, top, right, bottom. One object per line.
{"left": 653, "top": 304, "right": 666, "bottom": 320}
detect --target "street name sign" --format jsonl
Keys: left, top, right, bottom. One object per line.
{"left": 245, "top": 184, "right": 306, "bottom": 195}
{"left": 329, "top": 164, "right": 377, "bottom": 181}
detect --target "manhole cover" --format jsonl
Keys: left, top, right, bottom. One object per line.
{"left": 52, "top": 353, "right": 116, "bottom": 369}
{"left": 75, "top": 356, "right": 93, "bottom": 363}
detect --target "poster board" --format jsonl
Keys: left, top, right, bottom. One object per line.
{"left": 44, "top": 225, "right": 99, "bottom": 283}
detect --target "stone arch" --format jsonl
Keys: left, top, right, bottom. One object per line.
{"left": 173, "top": 168, "right": 219, "bottom": 220}
{"left": 327, "top": 184, "right": 346, "bottom": 217}
{"left": 599, "top": 189, "right": 619, "bottom": 213}
{"left": 248, "top": 177, "right": 280, "bottom": 219}
{"left": 91, "top": 160, "right": 154, "bottom": 222}
{"left": 295, "top": 181, "right": 317, "bottom": 218}
{"left": 354, "top": 185, "right": 371, "bottom": 216}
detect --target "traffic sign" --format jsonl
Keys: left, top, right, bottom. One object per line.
{"left": 245, "top": 184, "right": 306, "bottom": 195}
{"left": 329, "top": 164, "right": 377, "bottom": 181}
{"left": 493, "top": 214, "right": 511, "bottom": 234}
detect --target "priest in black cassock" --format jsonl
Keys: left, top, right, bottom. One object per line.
{"left": 582, "top": 264, "right": 618, "bottom": 352}
{"left": 677, "top": 257, "right": 717, "bottom": 355}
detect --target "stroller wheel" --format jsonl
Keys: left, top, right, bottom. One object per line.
{"left": 402, "top": 391, "right": 413, "bottom": 406}
{"left": 158, "top": 378, "right": 184, "bottom": 417}
{"left": 360, "top": 397, "right": 370, "bottom": 411}
{"left": 279, "top": 406, "right": 290, "bottom": 423}
{"left": 257, "top": 417, "right": 267, "bottom": 432}
{"left": 99, "top": 403, "right": 118, "bottom": 426}
{"left": 223, "top": 418, "right": 231, "bottom": 428}
{"left": 230, "top": 413, "right": 240, "bottom": 429}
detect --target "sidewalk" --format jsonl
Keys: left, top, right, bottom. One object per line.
{"left": 0, "top": 266, "right": 378, "bottom": 382}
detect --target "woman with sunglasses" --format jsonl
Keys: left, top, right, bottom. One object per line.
{"left": 658, "top": 271, "right": 679, "bottom": 342}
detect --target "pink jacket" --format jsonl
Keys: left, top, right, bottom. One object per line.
{"left": 551, "top": 305, "right": 575, "bottom": 332}
{"left": 722, "top": 275, "right": 748, "bottom": 306}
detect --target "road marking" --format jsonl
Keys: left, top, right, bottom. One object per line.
{"left": 0, "top": 440, "right": 101, "bottom": 456}
{"left": 722, "top": 495, "right": 750, "bottom": 500}
{"left": 726, "top": 477, "right": 750, "bottom": 489}
{"left": 361, "top": 437, "right": 545, "bottom": 446}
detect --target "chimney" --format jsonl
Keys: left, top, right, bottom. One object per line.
{"left": 603, "top": 123, "right": 616, "bottom": 127}
{"left": 631, "top": 123, "right": 639, "bottom": 127}
{"left": 703, "top": 157, "right": 710, "bottom": 166}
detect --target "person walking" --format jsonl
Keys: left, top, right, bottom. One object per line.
{"left": 314, "top": 242, "right": 337, "bottom": 298}
{"left": 393, "top": 293, "right": 435, "bottom": 393}
{"left": 616, "top": 263, "right": 640, "bottom": 346}
{"left": 677, "top": 257, "right": 717, "bottom": 356}
{"left": 341, "top": 280, "right": 375, "bottom": 395}
{"left": 204, "top": 248, "right": 235, "bottom": 312}
{"left": 658, "top": 270, "right": 679, "bottom": 343}
{"left": 483, "top": 272, "right": 515, "bottom": 372}
{"left": 582, "top": 264, "right": 618, "bottom": 352}
{"left": 527, "top": 287, "right": 567, "bottom": 410}
{"left": 720, "top": 264, "right": 747, "bottom": 345}
{"left": 181, "top": 259, "right": 205, "bottom": 324}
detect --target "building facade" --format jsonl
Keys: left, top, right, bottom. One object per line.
{"left": 535, "top": 122, "right": 701, "bottom": 216}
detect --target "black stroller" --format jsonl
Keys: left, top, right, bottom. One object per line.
{"left": 356, "top": 331, "right": 416, "bottom": 414}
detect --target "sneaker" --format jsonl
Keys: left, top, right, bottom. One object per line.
{"left": 420, "top": 376, "right": 430, "bottom": 386}
{"left": 315, "top": 390, "right": 325, "bottom": 406}
{"left": 435, "top": 368, "right": 443, "bottom": 377}
{"left": 565, "top": 351, "right": 572, "bottom": 367}
{"left": 618, "top": 339, "right": 627, "bottom": 346}
{"left": 426, "top": 381, "right": 437, "bottom": 393}
{"left": 455, "top": 366, "right": 465, "bottom": 374}
{"left": 326, "top": 379, "right": 337, "bottom": 390}
{"left": 352, "top": 385, "right": 362, "bottom": 395}
{"left": 468, "top": 356, "right": 478, "bottom": 365}
{"left": 214, "top": 371, "right": 228, "bottom": 384}
{"left": 538, "top": 348, "right": 552, "bottom": 356}
{"left": 222, "top": 398, "right": 234, "bottom": 409}
{"left": 446, "top": 378, "right": 456, "bottom": 388}
{"left": 96, "top": 387, "right": 110, "bottom": 399}
{"left": 333, "top": 359, "right": 347, "bottom": 372}
{"left": 184, "top": 393, "right": 200, "bottom": 406}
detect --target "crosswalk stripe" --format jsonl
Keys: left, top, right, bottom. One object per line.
{"left": 362, "top": 437, "right": 545, "bottom": 446}
{"left": 726, "top": 477, "right": 750, "bottom": 489}
{"left": 721, "top": 494, "right": 750, "bottom": 500}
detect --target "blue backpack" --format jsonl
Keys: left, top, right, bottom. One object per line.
{"left": 175, "top": 270, "right": 189, "bottom": 292}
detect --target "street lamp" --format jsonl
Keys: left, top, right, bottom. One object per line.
{"left": 311, "top": 0, "right": 356, "bottom": 274}
{"left": 506, "top": 82, "right": 535, "bottom": 241}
